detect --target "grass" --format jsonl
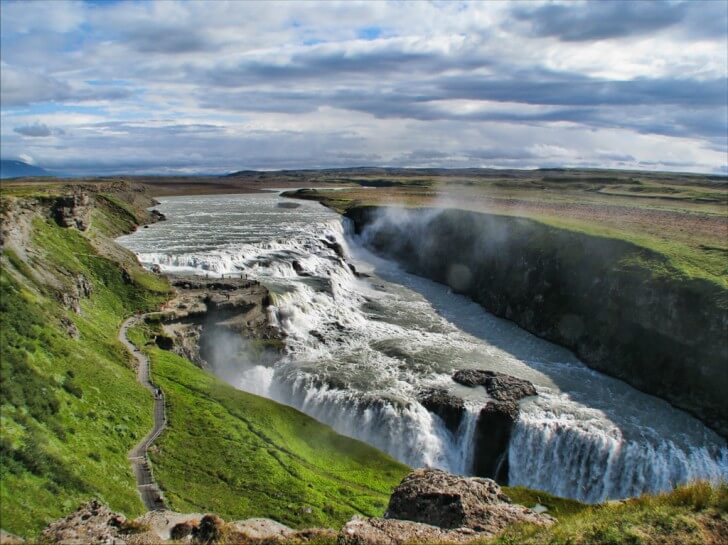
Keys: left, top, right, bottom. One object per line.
{"left": 283, "top": 171, "right": 728, "bottom": 287}
{"left": 0, "top": 186, "right": 408, "bottom": 537}
{"left": 129, "top": 321, "right": 409, "bottom": 529}
{"left": 0, "top": 218, "right": 169, "bottom": 536}
{"left": 488, "top": 481, "right": 728, "bottom": 545}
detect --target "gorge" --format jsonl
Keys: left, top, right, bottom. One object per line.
{"left": 118, "top": 191, "right": 728, "bottom": 505}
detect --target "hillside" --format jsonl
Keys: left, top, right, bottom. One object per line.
{"left": 0, "top": 183, "right": 408, "bottom": 538}
{"left": 0, "top": 160, "right": 53, "bottom": 179}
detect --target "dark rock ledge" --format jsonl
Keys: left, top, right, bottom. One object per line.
{"left": 418, "top": 370, "right": 537, "bottom": 483}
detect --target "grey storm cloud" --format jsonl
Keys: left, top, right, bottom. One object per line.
{"left": 196, "top": 69, "right": 726, "bottom": 142}
{"left": 0, "top": 64, "right": 133, "bottom": 107}
{"left": 510, "top": 0, "right": 725, "bottom": 42}
{"left": 0, "top": 0, "right": 726, "bottom": 174}
{"left": 121, "top": 26, "right": 215, "bottom": 54}
{"left": 14, "top": 122, "right": 63, "bottom": 137}
{"left": 204, "top": 45, "right": 464, "bottom": 87}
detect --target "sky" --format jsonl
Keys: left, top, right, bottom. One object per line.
{"left": 1, "top": 0, "right": 726, "bottom": 175}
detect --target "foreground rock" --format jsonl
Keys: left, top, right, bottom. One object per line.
{"left": 342, "top": 469, "right": 554, "bottom": 544}
{"left": 44, "top": 503, "right": 330, "bottom": 544}
{"left": 387, "top": 469, "right": 554, "bottom": 531}
{"left": 453, "top": 370, "right": 537, "bottom": 481}
{"left": 340, "top": 516, "right": 480, "bottom": 545}
{"left": 40, "top": 500, "right": 154, "bottom": 545}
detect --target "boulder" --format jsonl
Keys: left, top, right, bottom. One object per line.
{"left": 452, "top": 370, "right": 536, "bottom": 402}
{"left": 150, "top": 209, "right": 166, "bottom": 222}
{"left": 170, "top": 521, "right": 197, "bottom": 540}
{"left": 417, "top": 388, "right": 465, "bottom": 434}
{"left": 193, "top": 514, "right": 224, "bottom": 543}
{"left": 385, "top": 469, "right": 554, "bottom": 533}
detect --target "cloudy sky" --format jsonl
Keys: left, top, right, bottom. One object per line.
{"left": 1, "top": 0, "right": 726, "bottom": 175}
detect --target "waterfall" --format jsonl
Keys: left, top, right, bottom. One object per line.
{"left": 121, "top": 193, "right": 728, "bottom": 503}
{"left": 509, "top": 395, "right": 728, "bottom": 503}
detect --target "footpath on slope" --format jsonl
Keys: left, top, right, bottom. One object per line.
{"left": 119, "top": 316, "right": 168, "bottom": 511}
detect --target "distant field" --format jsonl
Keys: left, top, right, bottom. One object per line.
{"left": 278, "top": 169, "right": 728, "bottom": 286}
{"left": 3, "top": 168, "right": 726, "bottom": 283}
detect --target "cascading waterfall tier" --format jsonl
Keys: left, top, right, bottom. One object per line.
{"left": 118, "top": 193, "right": 728, "bottom": 503}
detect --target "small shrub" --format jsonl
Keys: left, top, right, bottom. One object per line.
{"left": 171, "top": 521, "right": 197, "bottom": 540}
{"left": 62, "top": 378, "right": 83, "bottom": 398}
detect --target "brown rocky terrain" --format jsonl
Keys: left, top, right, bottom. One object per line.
{"left": 153, "top": 275, "right": 283, "bottom": 367}
{"left": 30, "top": 469, "right": 553, "bottom": 545}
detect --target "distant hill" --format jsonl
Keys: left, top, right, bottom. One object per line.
{"left": 0, "top": 159, "right": 53, "bottom": 179}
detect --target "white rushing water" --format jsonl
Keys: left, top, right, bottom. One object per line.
{"left": 118, "top": 192, "right": 728, "bottom": 503}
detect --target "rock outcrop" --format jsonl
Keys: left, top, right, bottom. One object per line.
{"left": 53, "top": 193, "right": 92, "bottom": 231}
{"left": 340, "top": 516, "right": 479, "bottom": 545}
{"left": 40, "top": 500, "right": 151, "bottom": 545}
{"left": 155, "top": 275, "right": 283, "bottom": 369}
{"left": 386, "top": 469, "right": 553, "bottom": 531}
{"left": 452, "top": 370, "right": 537, "bottom": 481}
{"left": 417, "top": 388, "right": 465, "bottom": 434}
{"left": 341, "top": 469, "right": 554, "bottom": 544}
{"left": 452, "top": 370, "right": 536, "bottom": 402}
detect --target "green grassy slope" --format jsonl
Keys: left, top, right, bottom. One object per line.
{"left": 1, "top": 206, "right": 169, "bottom": 536}
{"left": 490, "top": 481, "right": 728, "bottom": 545}
{"left": 129, "top": 322, "right": 409, "bottom": 529}
{"left": 0, "top": 187, "right": 408, "bottom": 537}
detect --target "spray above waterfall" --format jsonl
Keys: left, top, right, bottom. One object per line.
{"left": 118, "top": 192, "right": 728, "bottom": 503}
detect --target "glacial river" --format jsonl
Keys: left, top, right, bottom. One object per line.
{"left": 118, "top": 192, "right": 728, "bottom": 503}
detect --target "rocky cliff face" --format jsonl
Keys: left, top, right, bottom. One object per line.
{"left": 156, "top": 275, "right": 283, "bottom": 369}
{"left": 419, "top": 370, "right": 537, "bottom": 483}
{"left": 346, "top": 206, "right": 728, "bottom": 438}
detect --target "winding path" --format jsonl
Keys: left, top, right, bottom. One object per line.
{"left": 120, "top": 316, "right": 168, "bottom": 511}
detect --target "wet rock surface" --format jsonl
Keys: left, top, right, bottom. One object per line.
{"left": 417, "top": 388, "right": 465, "bottom": 434}
{"left": 452, "top": 369, "right": 537, "bottom": 481}
{"left": 452, "top": 369, "right": 536, "bottom": 402}
{"left": 473, "top": 401, "right": 518, "bottom": 481}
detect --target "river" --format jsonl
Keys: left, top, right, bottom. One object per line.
{"left": 117, "top": 192, "right": 728, "bottom": 503}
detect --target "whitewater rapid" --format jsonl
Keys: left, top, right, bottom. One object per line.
{"left": 118, "top": 192, "right": 728, "bottom": 503}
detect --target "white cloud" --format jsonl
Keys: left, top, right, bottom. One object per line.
{"left": 0, "top": 0, "right": 725, "bottom": 174}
